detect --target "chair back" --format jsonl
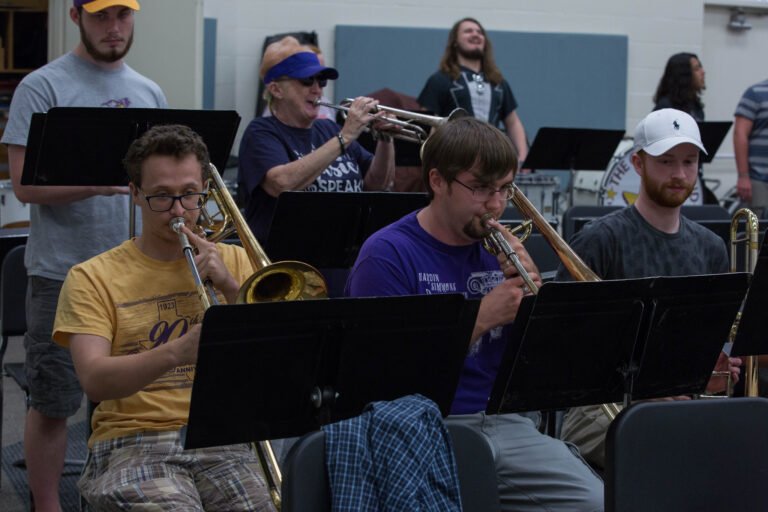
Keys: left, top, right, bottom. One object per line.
{"left": 281, "top": 422, "right": 499, "bottom": 511}
{"left": 605, "top": 398, "right": 768, "bottom": 512}
{"left": 1, "top": 244, "right": 27, "bottom": 340}
{"left": 561, "top": 205, "right": 622, "bottom": 242}
{"left": 680, "top": 204, "right": 731, "bottom": 221}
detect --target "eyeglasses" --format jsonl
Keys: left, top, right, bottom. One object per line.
{"left": 141, "top": 191, "right": 207, "bottom": 212}
{"left": 453, "top": 177, "right": 514, "bottom": 201}
{"left": 296, "top": 76, "right": 328, "bottom": 88}
{"left": 471, "top": 73, "right": 485, "bottom": 95}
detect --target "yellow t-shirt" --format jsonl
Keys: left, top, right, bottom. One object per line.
{"left": 53, "top": 239, "right": 253, "bottom": 447}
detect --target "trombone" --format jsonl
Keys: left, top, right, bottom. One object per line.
{"left": 728, "top": 208, "right": 760, "bottom": 397}
{"left": 315, "top": 98, "right": 468, "bottom": 144}
{"left": 481, "top": 185, "right": 624, "bottom": 420}
{"left": 173, "top": 163, "right": 329, "bottom": 510}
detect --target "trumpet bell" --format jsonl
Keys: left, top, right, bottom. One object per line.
{"left": 237, "top": 260, "right": 328, "bottom": 303}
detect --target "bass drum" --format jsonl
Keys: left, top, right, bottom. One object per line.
{"left": 599, "top": 139, "right": 703, "bottom": 206}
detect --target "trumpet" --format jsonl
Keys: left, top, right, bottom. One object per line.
{"left": 315, "top": 98, "right": 468, "bottom": 144}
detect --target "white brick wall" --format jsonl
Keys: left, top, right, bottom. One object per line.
{"left": 204, "top": 0, "right": 767, "bottom": 198}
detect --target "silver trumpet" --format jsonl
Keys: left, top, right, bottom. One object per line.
{"left": 315, "top": 98, "right": 468, "bottom": 144}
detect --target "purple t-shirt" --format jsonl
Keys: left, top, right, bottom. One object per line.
{"left": 238, "top": 116, "right": 373, "bottom": 242}
{"left": 345, "top": 211, "right": 510, "bottom": 415}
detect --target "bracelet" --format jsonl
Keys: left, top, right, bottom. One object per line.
{"left": 336, "top": 133, "right": 346, "bottom": 156}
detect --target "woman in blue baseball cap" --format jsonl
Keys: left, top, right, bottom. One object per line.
{"left": 237, "top": 36, "right": 396, "bottom": 244}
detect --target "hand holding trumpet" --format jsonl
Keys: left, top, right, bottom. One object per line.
{"left": 338, "top": 96, "right": 380, "bottom": 141}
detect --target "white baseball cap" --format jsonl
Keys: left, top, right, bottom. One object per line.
{"left": 633, "top": 108, "right": 707, "bottom": 156}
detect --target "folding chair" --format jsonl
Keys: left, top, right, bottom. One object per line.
{"left": 605, "top": 398, "right": 768, "bottom": 511}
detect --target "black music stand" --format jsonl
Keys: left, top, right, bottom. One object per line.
{"left": 21, "top": 107, "right": 240, "bottom": 186}
{"left": 522, "top": 127, "right": 625, "bottom": 209}
{"left": 697, "top": 121, "right": 732, "bottom": 164}
{"left": 183, "top": 294, "right": 479, "bottom": 449}
{"left": 265, "top": 191, "right": 428, "bottom": 269}
{"left": 731, "top": 230, "right": 768, "bottom": 357}
{"left": 487, "top": 273, "right": 749, "bottom": 415}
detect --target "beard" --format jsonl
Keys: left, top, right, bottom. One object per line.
{"left": 642, "top": 174, "right": 695, "bottom": 207}
{"left": 462, "top": 213, "right": 494, "bottom": 240}
{"left": 79, "top": 20, "right": 133, "bottom": 63}
{"left": 456, "top": 45, "right": 484, "bottom": 61}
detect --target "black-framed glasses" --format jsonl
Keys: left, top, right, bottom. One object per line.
{"left": 296, "top": 76, "right": 328, "bottom": 88}
{"left": 453, "top": 177, "right": 514, "bottom": 202}
{"left": 141, "top": 191, "right": 207, "bottom": 212}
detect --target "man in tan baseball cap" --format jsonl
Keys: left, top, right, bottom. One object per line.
{"left": 74, "top": 0, "right": 140, "bottom": 13}
{"left": 1, "top": 0, "right": 165, "bottom": 509}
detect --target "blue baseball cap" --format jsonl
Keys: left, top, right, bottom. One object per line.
{"left": 263, "top": 52, "right": 339, "bottom": 85}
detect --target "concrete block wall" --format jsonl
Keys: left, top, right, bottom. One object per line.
{"left": 204, "top": 0, "right": 705, "bottom": 145}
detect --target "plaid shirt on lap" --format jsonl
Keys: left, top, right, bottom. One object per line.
{"left": 322, "top": 394, "right": 462, "bottom": 511}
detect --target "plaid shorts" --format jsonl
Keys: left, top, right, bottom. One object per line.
{"left": 79, "top": 430, "right": 276, "bottom": 512}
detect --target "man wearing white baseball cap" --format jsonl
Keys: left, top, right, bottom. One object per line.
{"left": 556, "top": 109, "right": 741, "bottom": 472}
{"left": 1, "top": 1, "right": 165, "bottom": 509}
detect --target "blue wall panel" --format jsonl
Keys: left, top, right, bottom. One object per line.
{"left": 334, "top": 25, "right": 628, "bottom": 143}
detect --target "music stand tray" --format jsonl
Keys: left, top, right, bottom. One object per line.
{"left": 184, "top": 294, "right": 479, "bottom": 449}
{"left": 488, "top": 273, "right": 749, "bottom": 414}
{"left": 22, "top": 107, "right": 240, "bottom": 186}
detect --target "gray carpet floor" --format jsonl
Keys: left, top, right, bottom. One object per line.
{"left": 0, "top": 420, "right": 86, "bottom": 512}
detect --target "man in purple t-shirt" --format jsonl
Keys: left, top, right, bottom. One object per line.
{"left": 346, "top": 117, "right": 603, "bottom": 512}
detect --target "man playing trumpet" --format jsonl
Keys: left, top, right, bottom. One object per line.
{"left": 53, "top": 125, "right": 276, "bottom": 511}
{"left": 346, "top": 117, "right": 603, "bottom": 511}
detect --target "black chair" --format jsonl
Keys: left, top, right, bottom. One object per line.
{"left": 605, "top": 398, "right": 768, "bottom": 512}
{"left": 680, "top": 204, "right": 731, "bottom": 221}
{"left": 0, "top": 244, "right": 27, "bottom": 488}
{"left": 281, "top": 422, "right": 500, "bottom": 511}
{"left": 561, "top": 205, "right": 622, "bottom": 242}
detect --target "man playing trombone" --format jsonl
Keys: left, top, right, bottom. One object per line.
{"left": 238, "top": 36, "right": 396, "bottom": 243}
{"left": 346, "top": 117, "right": 603, "bottom": 511}
{"left": 52, "top": 125, "right": 276, "bottom": 511}
{"left": 558, "top": 109, "right": 742, "bottom": 473}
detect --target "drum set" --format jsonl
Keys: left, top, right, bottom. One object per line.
{"left": 572, "top": 138, "right": 703, "bottom": 208}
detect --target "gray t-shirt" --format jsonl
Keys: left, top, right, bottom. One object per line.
{"left": 556, "top": 206, "right": 728, "bottom": 281}
{"left": 2, "top": 52, "right": 167, "bottom": 280}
